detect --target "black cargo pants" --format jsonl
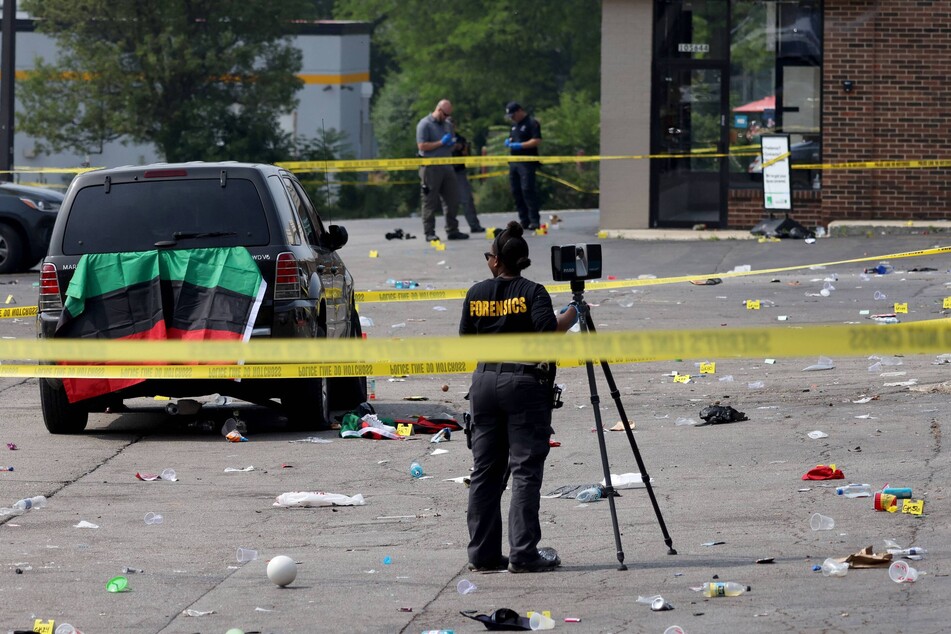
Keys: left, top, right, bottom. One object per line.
{"left": 466, "top": 363, "right": 552, "bottom": 568}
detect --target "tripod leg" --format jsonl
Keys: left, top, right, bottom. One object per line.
{"left": 583, "top": 358, "right": 628, "bottom": 570}
{"left": 583, "top": 312, "right": 676, "bottom": 555}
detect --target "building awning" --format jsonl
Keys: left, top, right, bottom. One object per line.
{"left": 733, "top": 95, "right": 775, "bottom": 112}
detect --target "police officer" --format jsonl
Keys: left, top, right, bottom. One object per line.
{"left": 416, "top": 99, "right": 469, "bottom": 242}
{"left": 460, "top": 221, "right": 577, "bottom": 573}
{"left": 504, "top": 101, "right": 543, "bottom": 230}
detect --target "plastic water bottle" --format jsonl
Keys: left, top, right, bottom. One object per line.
{"left": 835, "top": 483, "right": 872, "bottom": 498}
{"left": 368, "top": 378, "right": 377, "bottom": 400}
{"left": 410, "top": 462, "right": 424, "bottom": 478}
{"left": 576, "top": 486, "right": 602, "bottom": 503}
{"left": 13, "top": 495, "right": 47, "bottom": 511}
{"left": 700, "top": 581, "right": 750, "bottom": 597}
{"left": 421, "top": 630, "right": 455, "bottom": 634}
{"left": 395, "top": 280, "right": 418, "bottom": 289}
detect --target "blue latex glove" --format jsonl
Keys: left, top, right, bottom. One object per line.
{"left": 559, "top": 302, "right": 579, "bottom": 325}
{"left": 504, "top": 138, "right": 512, "bottom": 147}
{"left": 510, "top": 141, "right": 523, "bottom": 151}
{"left": 441, "top": 132, "right": 454, "bottom": 146}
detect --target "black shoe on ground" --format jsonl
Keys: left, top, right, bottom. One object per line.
{"left": 470, "top": 225, "right": 486, "bottom": 233}
{"left": 527, "top": 224, "right": 539, "bottom": 231}
{"left": 467, "top": 556, "right": 509, "bottom": 572}
{"left": 520, "top": 221, "right": 530, "bottom": 229}
{"left": 507, "top": 548, "right": 561, "bottom": 573}
{"left": 446, "top": 230, "right": 469, "bottom": 240}
{"left": 425, "top": 233, "right": 440, "bottom": 242}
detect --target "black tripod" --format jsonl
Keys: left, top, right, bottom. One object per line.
{"left": 571, "top": 279, "right": 676, "bottom": 570}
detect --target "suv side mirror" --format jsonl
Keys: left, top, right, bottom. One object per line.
{"left": 326, "top": 224, "right": 348, "bottom": 251}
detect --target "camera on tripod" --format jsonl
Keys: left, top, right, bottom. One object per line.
{"left": 550, "top": 244, "right": 603, "bottom": 281}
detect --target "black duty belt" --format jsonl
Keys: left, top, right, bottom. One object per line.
{"left": 478, "top": 362, "right": 546, "bottom": 375}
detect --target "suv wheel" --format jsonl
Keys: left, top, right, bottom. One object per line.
{"left": 283, "top": 377, "right": 330, "bottom": 431}
{"left": 328, "top": 307, "right": 368, "bottom": 410}
{"left": 0, "top": 223, "right": 24, "bottom": 274}
{"left": 39, "top": 378, "right": 89, "bottom": 434}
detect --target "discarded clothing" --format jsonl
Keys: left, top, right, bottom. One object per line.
{"left": 460, "top": 608, "right": 532, "bottom": 631}
{"left": 699, "top": 405, "right": 748, "bottom": 425}
{"left": 802, "top": 464, "right": 845, "bottom": 480}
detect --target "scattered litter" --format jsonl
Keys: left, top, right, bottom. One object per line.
{"left": 675, "top": 417, "right": 700, "bottom": 426}
{"left": 884, "top": 539, "right": 927, "bottom": 559}
{"left": 288, "top": 437, "right": 333, "bottom": 443}
{"left": 432, "top": 306, "right": 448, "bottom": 311}
{"left": 807, "top": 431, "right": 829, "bottom": 439}
{"left": 764, "top": 359, "right": 776, "bottom": 364}
{"left": 135, "top": 468, "right": 178, "bottom": 482}
{"left": 391, "top": 322, "right": 406, "bottom": 329}
{"left": 273, "top": 492, "right": 366, "bottom": 508}
{"left": 732, "top": 264, "right": 752, "bottom": 273}
{"left": 600, "top": 473, "right": 652, "bottom": 489}
{"left": 609, "top": 420, "right": 635, "bottom": 431}
{"left": 747, "top": 381, "right": 765, "bottom": 389}
{"left": 755, "top": 558, "right": 775, "bottom": 564}
{"left": 225, "top": 431, "right": 249, "bottom": 442}
{"left": 182, "top": 609, "right": 215, "bottom": 617}
{"left": 810, "top": 513, "right": 835, "bottom": 531}
{"left": 143, "top": 512, "right": 163, "bottom": 525}
{"left": 457, "top": 578, "right": 477, "bottom": 595}
{"left": 803, "top": 356, "right": 835, "bottom": 371}
{"left": 702, "top": 541, "right": 725, "bottom": 547}
{"left": 122, "top": 566, "right": 143, "bottom": 574}
{"left": 821, "top": 558, "right": 848, "bottom": 577}
{"left": 689, "top": 278, "right": 722, "bottom": 286}
{"left": 256, "top": 607, "right": 274, "bottom": 612}
{"left": 359, "top": 315, "right": 375, "bottom": 327}
{"left": 73, "top": 521, "right": 99, "bottom": 529}
{"left": 718, "top": 375, "right": 734, "bottom": 382}
{"left": 224, "top": 466, "right": 255, "bottom": 472}
{"left": 839, "top": 545, "right": 893, "bottom": 568}
{"left": 889, "top": 560, "right": 920, "bottom": 583}
{"left": 855, "top": 414, "right": 875, "bottom": 419}
{"left": 430, "top": 448, "right": 449, "bottom": 456}
{"left": 431, "top": 428, "right": 451, "bottom": 443}
{"left": 6, "top": 443, "right": 16, "bottom": 450}
{"left": 884, "top": 379, "right": 917, "bottom": 387}
{"left": 802, "top": 464, "right": 845, "bottom": 480}
{"left": 852, "top": 395, "right": 878, "bottom": 404}
{"left": 444, "top": 476, "right": 471, "bottom": 485}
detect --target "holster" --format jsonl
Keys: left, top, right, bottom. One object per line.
{"left": 463, "top": 411, "right": 472, "bottom": 449}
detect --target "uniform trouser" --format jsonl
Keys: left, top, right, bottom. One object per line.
{"left": 509, "top": 161, "right": 540, "bottom": 227}
{"left": 467, "top": 366, "right": 552, "bottom": 567}
{"left": 442, "top": 170, "right": 482, "bottom": 230}
{"left": 420, "top": 164, "right": 460, "bottom": 235}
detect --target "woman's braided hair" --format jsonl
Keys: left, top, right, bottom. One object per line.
{"left": 495, "top": 220, "right": 531, "bottom": 273}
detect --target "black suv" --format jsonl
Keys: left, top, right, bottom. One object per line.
{"left": 36, "top": 162, "right": 365, "bottom": 434}
{"left": 0, "top": 182, "right": 64, "bottom": 274}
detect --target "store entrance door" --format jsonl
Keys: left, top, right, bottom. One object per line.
{"left": 650, "top": 0, "right": 730, "bottom": 228}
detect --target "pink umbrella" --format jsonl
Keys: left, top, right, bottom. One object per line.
{"left": 734, "top": 95, "right": 775, "bottom": 112}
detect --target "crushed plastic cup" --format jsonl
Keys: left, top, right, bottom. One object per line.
{"left": 807, "top": 430, "right": 829, "bottom": 439}
{"left": 810, "top": 513, "right": 835, "bottom": 531}
{"left": 664, "top": 627, "right": 686, "bottom": 634}
{"left": 821, "top": 557, "right": 849, "bottom": 577}
{"left": 874, "top": 291, "right": 887, "bottom": 300}
{"left": 160, "top": 468, "right": 177, "bottom": 482}
{"left": 55, "top": 624, "right": 82, "bottom": 634}
{"left": 889, "top": 560, "right": 919, "bottom": 583}
{"left": 456, "top": 578, "right": 477, "bottom": 595}
{"left": 143, "top": 512, "right": 163, "bottom": 525}
{"left": 651, "top": 597, "right": 674, "bottom": 611}
{"left": 236, "top": 547, "right": 258, "bottom": 563}
{"left": 106, "top": 575, "right": 129, "bottom": 592}
{"left": 529, "top": 612, "right": 556, "bottom": 630}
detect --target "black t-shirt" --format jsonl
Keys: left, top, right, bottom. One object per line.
{"left": 452, "top": 133, "right": 470, "bottom": 173}
{"left": 459, "top": 276, "right": 557, "bottom": 335}
{"left": 508, "top": 116, "right": 542, "bottom": 156}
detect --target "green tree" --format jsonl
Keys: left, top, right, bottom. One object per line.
{"left": 19, "top": 0, "right": 315, "bottom": 162}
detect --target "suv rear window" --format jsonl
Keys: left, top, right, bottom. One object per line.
{"left": 62, "top": 178, "right": 270, "bottom": 255}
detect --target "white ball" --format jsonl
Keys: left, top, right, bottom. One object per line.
{"left": 267, "top": 555, "right": 298, "bottom": 587}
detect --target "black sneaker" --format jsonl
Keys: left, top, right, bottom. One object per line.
{"left": 470, "top": 225, "right": 486, "bottom": 233}
{"left": 467, "top": 556, "right": 509, "bottom": 572}
{"left": 425, "top": 233, "right": 440, "bottom": 242}
{"left": 446, "top": 230, "right": 469, "bottom": 240}
{"left": 507, "top": 548, "right": 561, "bottom": 573}
{"left": 527, "top": 224, "right": 539, "bottom": 231}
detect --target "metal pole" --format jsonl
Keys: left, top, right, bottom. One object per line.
{"left": 0, "top": 0, "right": 16, "bottom": 182}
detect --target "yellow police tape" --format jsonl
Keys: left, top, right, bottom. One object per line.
{"left": 1, "top": 320, "right": 949, "bottom": 378}
{"left": 356, "top": 245, "right": 951, "bottom": 303}
{"left": 0, "top": 305, "right": 38, "bottom": 319}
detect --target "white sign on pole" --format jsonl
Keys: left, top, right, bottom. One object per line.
{"left": 761, "top": 134, "right": 792, "bottom": 211}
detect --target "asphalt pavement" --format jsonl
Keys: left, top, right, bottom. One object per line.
{"left": 0, "top": 209, "right": 949, "bottom": 634}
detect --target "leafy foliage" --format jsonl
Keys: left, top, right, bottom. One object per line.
{"left": 19, "top": 0, "right": 315, "bottom": 162}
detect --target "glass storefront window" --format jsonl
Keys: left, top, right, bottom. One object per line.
{"left": 729, "top": 0, "right": 822, "bottom": 190}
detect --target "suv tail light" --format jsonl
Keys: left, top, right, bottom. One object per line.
{"left": 274, "top": 252, "right": 301, "bottom": 300}
{"left": 39, "top": 263, "right": 63, "bottom": 311}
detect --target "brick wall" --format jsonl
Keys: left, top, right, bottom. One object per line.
{"left": 822, "top": 0, "right": 951, "bottom": 222}
{"left": 729, "top": 190, "right": 823, "bottom": 229}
